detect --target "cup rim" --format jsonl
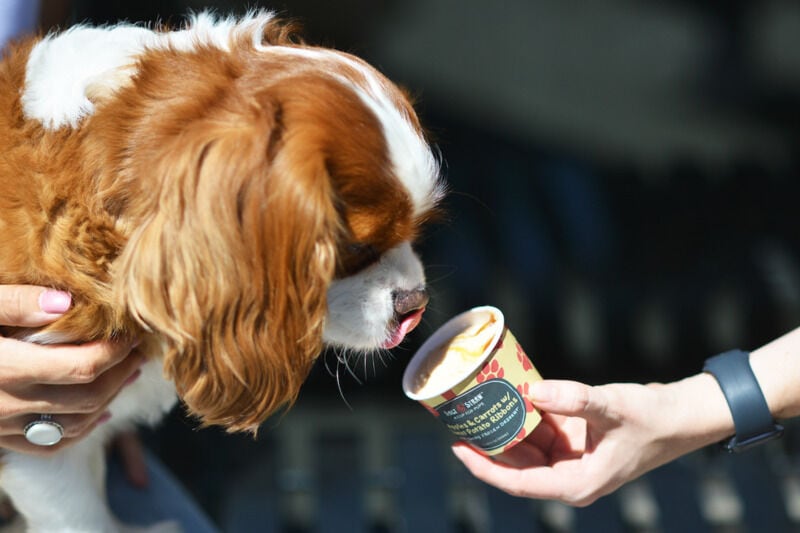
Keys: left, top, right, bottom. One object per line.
{"left": 402, "top": 305, "right": 505, "bottom": 401}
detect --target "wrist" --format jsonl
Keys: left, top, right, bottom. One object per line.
{"left": 703, "top": 350, "right": 784, "bottom": 452}
{"left": 749, "top": 327, "right": 800, "bottom": 420}
{"left": 660, "top": 372, "right": 736, "bottom": 451}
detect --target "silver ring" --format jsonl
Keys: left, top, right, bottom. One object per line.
{"left": 24, "top": 414, "right": 64, "bottom": 446}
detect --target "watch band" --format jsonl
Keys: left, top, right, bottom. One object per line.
{"left": 703, "top": 349, "right": 784, "bottom": 453}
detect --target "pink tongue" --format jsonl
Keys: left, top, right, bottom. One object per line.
{"left": 382, "top": 308, "right": 425, "bottom": 349}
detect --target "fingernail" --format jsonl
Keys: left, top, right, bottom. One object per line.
{"left": 39, "top": 290, "right": 72, "bottom": 314}
{"left": 123, "top": 368, "right": 142, "bottom": 386}
{"left": 96, "top": 411, "right": 112, "bottom": 425}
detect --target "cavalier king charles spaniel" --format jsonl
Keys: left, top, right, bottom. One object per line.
{"left": 0, "top": 11, "right": 443, "bottom": 532}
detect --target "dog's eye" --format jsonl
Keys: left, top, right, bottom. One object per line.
{"left": 347, "top": 243, "right": 379, "bottom": 260}
{"left": 339, "top": 242, "right": 381, "bottom": 276}
{"left": 347, "top": 242, "right": 368, "bottom": 254}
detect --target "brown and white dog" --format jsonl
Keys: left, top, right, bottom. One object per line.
{"left": 0, "top": 11, "right": 443, "bottom": 532}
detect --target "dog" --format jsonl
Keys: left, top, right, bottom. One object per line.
{"left": 0, "top": 11, "right": 443, "bottom": 532}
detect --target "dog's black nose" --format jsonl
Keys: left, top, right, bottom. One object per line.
{"left": 393, "top": 288, "right": 429, "bottom": 316}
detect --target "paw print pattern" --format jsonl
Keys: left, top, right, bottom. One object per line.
{"left": 476, "top": 358, "right": 505, "bottom": 383}
{"left": 422, "top": 403, "right": 439, "bottom": 418}
{"left": 503, "top": 427, "right": 528, "bottom": 451}
{"left": 516, "top": 382, "right": 536, "bottom": 413}
{"left": 517, "top": 344, "right": 533, "bottom": 372}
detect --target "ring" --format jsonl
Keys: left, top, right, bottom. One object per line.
{"left": 24, "top": 414, "right": 64, "bottom": 446}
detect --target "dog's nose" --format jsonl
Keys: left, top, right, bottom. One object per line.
{"left": 393, "top": 288, "right": 429, "bottom": 316}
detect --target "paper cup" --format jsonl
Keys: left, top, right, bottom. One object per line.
{"left": 403, "top": 306, "right": 542, "bottom": 455}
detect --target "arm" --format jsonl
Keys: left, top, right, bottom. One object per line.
{"left": 452, "top": 326, "right": 800, "bottom": 506}
{"left": 749, "top": 326, "right": 800, "bottom": 420}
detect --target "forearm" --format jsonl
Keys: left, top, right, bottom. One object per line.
{"left": 749, "top": 326, "right": 800, "bottom": 420}
{"left": 661, "top": 372, "right": 736, "bottom": 453}
{"left": 662, "top": 326, "right": 800, "bottom": 454}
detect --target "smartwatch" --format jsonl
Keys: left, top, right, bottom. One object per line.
{"left": 703, "top": 349, "right": 784, "bottom": 453}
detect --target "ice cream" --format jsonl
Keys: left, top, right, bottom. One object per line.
{"left": 404, "top": 306, "right": 544, "bottom": 455}
{"left": 411, "top": 313, "right": 498, "bottom": 397}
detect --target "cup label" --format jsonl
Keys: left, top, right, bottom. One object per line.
{"left": 435, "top": 379, "right": 525, "bottom": 451}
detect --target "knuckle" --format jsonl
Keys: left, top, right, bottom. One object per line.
{"left": 570, "top": 495, "right": 598, "bottom": 508}
{"left": 0, "top": 404, "right": 24, "bottom": 419}
{"left": 77, "top": 397, "right": 103, "bottom": 413}
{"left": 0, "top": 286, "right": 29, "bottom": 325}
{"left": 565, "top": 486, "right": 601, "bottom": 508}
{"left": 503, "top": 485, "right": 528, "bottom": 499}
{"left": 65, "top": 418, "right": 89, "bottom": 438}
{"left": 69, "top": 359, "right": 104, "bottom": 384}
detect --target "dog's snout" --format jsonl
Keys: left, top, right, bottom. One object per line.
{"left": 393, "top": 288, "right": 429, "bottom": 316}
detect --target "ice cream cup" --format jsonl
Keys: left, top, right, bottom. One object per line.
{"left": 403, "top": 306, "right": 543, "bottom": 456}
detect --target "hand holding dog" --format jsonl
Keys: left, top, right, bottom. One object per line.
{"left": 0, "top": 285, "right": 142, "bottom": 455}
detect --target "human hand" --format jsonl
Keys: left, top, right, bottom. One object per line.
{"left": 0, "top": 285, "right": 143, "bottom": 455}
{"left": 452, "top": 377, "right": 733, "bottom": 506}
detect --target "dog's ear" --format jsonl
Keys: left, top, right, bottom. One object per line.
{"left": 114, "top": 102, "right": 340, "bottom": 432}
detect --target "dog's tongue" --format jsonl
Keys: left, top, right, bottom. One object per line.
{"left": 382, "top": 308, "right": 425, "bottom": 349}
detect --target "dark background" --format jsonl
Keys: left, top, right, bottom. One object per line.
{"left": 62, "top": 0, "right": 800, "bottom": 385}
{"left": 31, "top": 1, "right": 800, "bottom": 531}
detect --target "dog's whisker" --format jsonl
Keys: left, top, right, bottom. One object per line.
{"left": 334, "top": 358, "right": 354, "bottom": 412}
{"left": 376, "top": 350, "right": 392, "bottom": 369}
{"left": 422, "top": 265, "right": 458, "bottom": 285}
{"left": 323, "top": 349, "right": 338, "bottom": 379}
{"left": 345, "top": 358, "right": 364, "bottom": 385}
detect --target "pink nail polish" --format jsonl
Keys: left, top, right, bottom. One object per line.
{"left": 39, "top": 290, "right": 72, "bottom": 314}
{"left": 96, "top": 411, "right": 112, "bottom": 425}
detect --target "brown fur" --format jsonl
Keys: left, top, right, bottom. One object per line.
{"left": 0, "top": 24, "right": 419, "bottom": 431}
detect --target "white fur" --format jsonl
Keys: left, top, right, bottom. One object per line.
{"left": 267, "top": 46, "right": 444, "bottom": 216}
{"left": 324, "top": 242, "right": 426, "bottom": 350}
{"left": 22, "top": 25, "right": 154, "bottom": 129}
{"left": 344, "top": 63, "right": 444, "bottom": 216}
{"left": 22, "top": 11, "right": 278, "bottom": 130}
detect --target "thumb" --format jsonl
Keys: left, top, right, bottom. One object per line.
{"left": 531, "top": 380, "right": 609, "bottom": 420}
{"left": 0, "top": 285, "right": 72, "bottom": 327}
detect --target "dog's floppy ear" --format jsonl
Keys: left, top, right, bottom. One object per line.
{"left": 115, "top": 102, "right": 340, "bottom": 432}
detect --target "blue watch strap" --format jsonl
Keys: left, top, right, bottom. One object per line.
{"left": 703, "top": 349, "right": 783, "bottom": 452}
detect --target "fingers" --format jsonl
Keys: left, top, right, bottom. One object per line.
{"left": 0, "top": 351, "right": 143, "bottom": 416}
{"left": 0, "top": 410, "right": 111, "bottom": 439}
{"left": 0, "top": 285, "right": 72, "bottom": 327}
{"left": 532, "top": 380, "right": 610, "bottom": 421}
{"left": 0, "top": 409, "right": 112, "bottom": 456}
{"left": 0, "top": 284, "right": 144, "bottom": 457}
{"left": 452, "top": 443, "right": 596, "bottom": 504}
{"left": 451, "top": 443, "right": 550, "bottom": 499}
{"left": 492, "top": 436, "right": 549, "bottom": 468}
{"left": 0, "top": 337, "right": 137, "bottom": 386}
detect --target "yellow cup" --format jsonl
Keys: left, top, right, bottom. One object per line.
{"left": 403, "top": 306, "right": 543, "bottom": 455}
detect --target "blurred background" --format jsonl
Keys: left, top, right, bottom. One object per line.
{"left": 6, "top": 0, "right": 800, "bottom": 531}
